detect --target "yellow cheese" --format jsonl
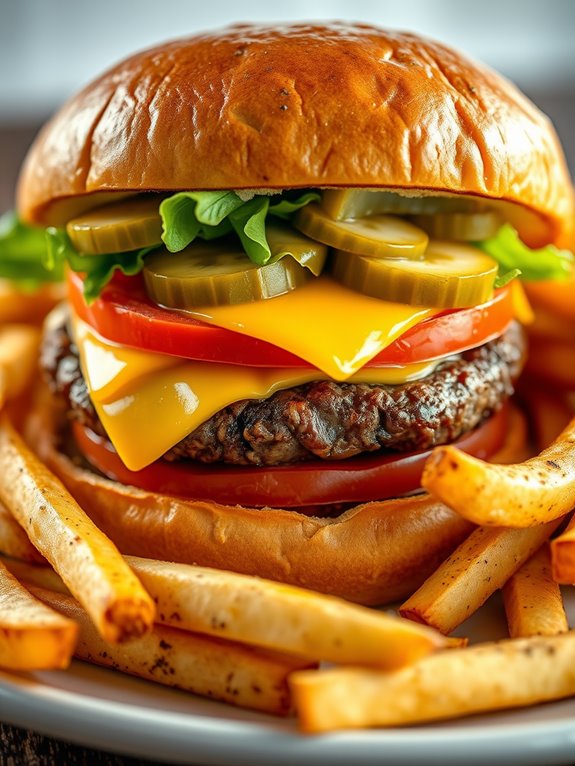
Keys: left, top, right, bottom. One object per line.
{"left": 72, "top": 316, "right": 437, "bottom": 471}
{"left": 183, "top": 276, "right": 438, "bottom": 380}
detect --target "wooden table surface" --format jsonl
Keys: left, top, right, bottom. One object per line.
{"left": 1, "top": 89, "right": 574, "bottom": 764}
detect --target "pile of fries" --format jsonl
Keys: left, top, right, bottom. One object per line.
{"left": 3, "top": 293, "right": 575, "bottom": 734}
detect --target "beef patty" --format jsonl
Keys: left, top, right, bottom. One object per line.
{"left": 41, "top": 317, "right": 526, "bottom": 467}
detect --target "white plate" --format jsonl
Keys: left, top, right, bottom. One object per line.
{"left": 2, "top": 593, "right": 575, "bottom": 766}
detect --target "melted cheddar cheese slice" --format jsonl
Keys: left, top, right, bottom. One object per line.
{"left": 72, "top": 316, "right": 438, "bottom": 471}
{"left": 181, "top": 277, "right": 438, "bottom": 380}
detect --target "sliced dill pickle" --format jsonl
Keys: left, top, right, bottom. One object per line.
{"left": 412, "top": 211, "right": 502, "bottom": 241}
{"left": 265, "top": 222, "right": 328, "bottom": 275}
{"left": 67, "top": 197, "right": 162, "bottom": 254}
{"left": 144, "top": 240, "right": 317, "bottom": 308}
{"left": 331, "top": 241, "right": 498, "bottom": 308}
{"left": 294, "top": 203, "right": 428, "bottom": 258}
{"left": 321, "top": 189, "right": 485, "bottom": 221}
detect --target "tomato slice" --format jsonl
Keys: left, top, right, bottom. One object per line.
{"left": 72, "top": 405, "right": 508, "bottom": 514}
{"left": 68, "top": 271, "right": 515, "bottom": 368}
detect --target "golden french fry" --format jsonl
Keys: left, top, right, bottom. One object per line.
{"left": 0, "top": 417, "right": 154, "bottom": 643}
{"left": 524, "top": 273, "right": 575, "bottom": 325}
{"left": 101, "top": 555, "right": 447, "bottom": 667}
{"left": 526, "top": 301, "right": 575, "bottom": 343}
{"left": 32, "top": 585, "right": 314, "bottom": 715}
{"left": 0, "top": 500, "right": 46, "bottom": 563}
{"left": 400, "top": 519, "right": 562, "bottom": 634}
{"left": 1, "top": 556, "right": 64, "bottom": 592}
{"left": 551, "top": 514, "right": 575, "bottom": 584}
{"left": 291, "top": 631, "right": 575, "bottom": 732}
{"left": 502, "top": 544, "right": 568, "bottom": 638}
{"left": 0, "top": 281, "right": 65, "bottom": 326}
{"left": 0, "top": 562, "right": 77, "bottom": 670}
{"left": 0, "top": 325, "right": 40, "bottom": 403}
{"left": 4, "top": 555, "right": 446, "bottom": 668}
{"left": 421, "top": 416, "right": 575, "bottom": 527}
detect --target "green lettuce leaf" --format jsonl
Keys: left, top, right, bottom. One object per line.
{"left": 46, "top": 228, "right": 157, "bottom": 303}
{"left": 0, "top": 211, "right": 64, "bottom": 289}
{"left": 160, "top": 190, "right": 320, "bottom": 266}
{"left": 477, "top": 224, "right": 574, "bottom": 283}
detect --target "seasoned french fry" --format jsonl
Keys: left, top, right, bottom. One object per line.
{"left": 291, "top": 631, "right": 575, "bottom": 732}
{"left": 32, "top": 585, "right": 314, "bottom": 716}
{"left": 0, "top": 500, "right": 46, "bottom": 563}
{"left": 551, "top": 514, "right": 575, "bottom": 584}
{"left": 0, "top": 562, "right": 77, "bottom": 670}
{"left": 0, "top": 417, "right": 154, "bottom": 643}
{"left": 502, "top": 544, "right": 568, "bottom": 638}
{"left": 4, "top": 555, "right": 446, "bottom": 668}
{"left": 127, "top": 557, "right": 446, "bottom": 667}
{"left": 400, "top": 519, "right": 562, "bottom": 634}
{"left": 421, "top": 416, "right": 575, "bottom": 527}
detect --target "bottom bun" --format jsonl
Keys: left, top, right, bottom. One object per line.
{"left": 29, "top": 390, "right": 528, "bottom": 606}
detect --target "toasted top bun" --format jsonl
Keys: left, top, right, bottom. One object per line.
{"left": 18, "top": 23, "right": 574, "bottom": 245}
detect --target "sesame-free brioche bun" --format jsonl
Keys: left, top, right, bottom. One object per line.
{"left": 17, "top": 23, "right": 574, "bottom": 246}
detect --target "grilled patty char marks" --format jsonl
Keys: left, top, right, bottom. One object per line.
{"left": 41, "top": 318, "right": 526, "bottom": 467}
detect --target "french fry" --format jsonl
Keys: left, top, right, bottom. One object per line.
{"left": 0, "top": 281, "right": 64, "bottom": 326}
{"left": 524, "top": 273, "right": 575, "bottom": 325}
{"left": 0, "top": 562, "right": 77, "bottom": 670}
{"left": 291, "top": 631, "right": 575, "bottom": 732}
{"left": 31, "top": 585, "right": 314, "bottom": 715}
{"left": 421, "top": 415, "right": 575, "bottom": 527}
{"left": 400, "top": 519, "right": 562, "bottom": 634}
{"left": 4, "top": 555, "right": 446, "bottom": 668}
{"left": 551, "top": 514, "right": 575, "bottom": 584}
{"left": 1, "top": 556, "right": 65, "bottom": 592}
{"left": 502, "top": 544, "right": 568, "bottom": 638}
{"left": 0, "top": 417, "right": 155, "bottom": 643}
{"left": 0, "top": 324, "right": 40, "bottom": 405}
{"left": 525, "top": 301, "right": 575, "bottom": 343}
{"left": 0, "top": 500, "right": 46, "bottom": 563}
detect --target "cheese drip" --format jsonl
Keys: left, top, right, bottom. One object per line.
{"left": 180, "top": 276, "right": 438, "bottom": 380}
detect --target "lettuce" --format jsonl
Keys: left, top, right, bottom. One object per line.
{"left": 0, "top": 211, "right": 64, "bottom": 289}
{"left": 160, "top": 190, "right": 320, "bottom": 265}
{"left": 45, "top": 228, "right": 157, "bottom": 304}
{"left": 477, "top": 224, "right": 574, "bottom": 286}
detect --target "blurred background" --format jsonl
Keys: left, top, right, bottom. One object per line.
{"left": 1, "top": 0, "right": 574, "bottom": 212}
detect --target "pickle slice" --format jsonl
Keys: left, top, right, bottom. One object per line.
{"left": 143, "top": 237, "right": 322, "bottom": 308}
{"left": 67, "top": 197, "right": 162, "bottom": 254}
{"left": 265, "top": 222, "right": 328, "bottom": 276}
{"left": 412, "top": 211, "right": 502, "bottom": 241}
{"left": 294, "top": 203, "right": 428, "bottom": 258}
{"left": 331, "top": 241, "right": 498, "bottom": 308}
{"left": 321, "top": 189, "right": 485, "bottom": 221}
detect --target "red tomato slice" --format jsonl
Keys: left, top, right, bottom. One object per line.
{"left": 68, "top": 271, "right": 515, "bottom": 368}
{"left": 72, "top": 405, "right": 508, "bottom": 514}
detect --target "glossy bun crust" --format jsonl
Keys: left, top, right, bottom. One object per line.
{"left": 18, "top": 23, "right": 573, "bottom": 244}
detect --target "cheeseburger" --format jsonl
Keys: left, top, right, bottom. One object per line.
{"left": 16, "top": 23, "right": 575, "bottom": 605}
